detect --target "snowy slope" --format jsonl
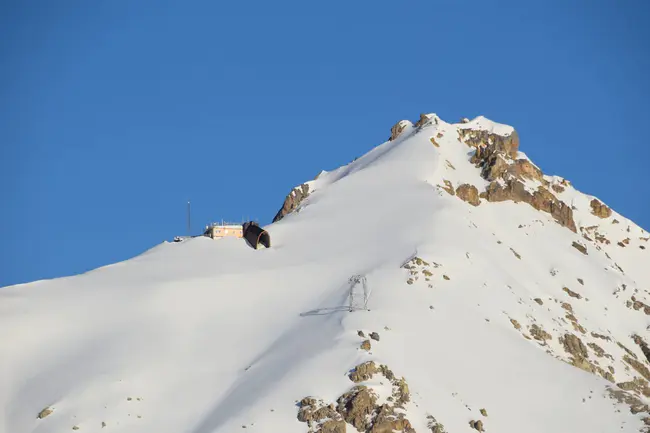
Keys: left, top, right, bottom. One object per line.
{"left": 2, "top": 113, "right": 649, "bottom": 433}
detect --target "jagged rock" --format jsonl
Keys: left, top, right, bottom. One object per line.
{"left": 617, "top": 377, "right": 650, "bottom": 398}
{"left": 606, "top": 387, "right": 649, "bottom": 414}
{"left": 37, "top": 407, "right": 53, "bottom": 419}
{"left": 484, "top": 180, "right": 576, "bottom": 232}
{"left": 572, "top": 241, "right": 588, "bottom": 255}
{"left": 561, "top": 302, "right": 574, "bottom": 313}
{"left": 590, "top": 198, "right": 612, "bottom": 218}
{"left": 587, "top": 342, "right": 607, "bottom": 358}
{"left": 477, "top": 152, "right": 510, "bottom": 181}
{"left": 563, "top": 287, "right": 582, "bottom": 299}
{"left": 389, "top": 120, "right": 410, "bottom": 141}
{"left": 630, "top": 297, "right": 650, "bottom": 315}
{"left": 469, "top": 419, "right": 485, "bottom": 431}
{"left": 591, "top": 332, "right": 611, "bottom": 341}
{"left": 530, "top": 324, "right": 552, "bottom": 342}
{"left": 349, "top": 361, "right": 378, "bottom": 383}
{"left": 624, "top": 355, "right": 650, "bottom": 382}
{"left": 393, "top": 377, "right": 410, "bottom": 406}
{"left": 461, "top": 128, "right": 519, "bottom": 159}
{"left": 414, "top": 113, "right": 435, "bottom": 128}
{"left": 561, "top": 333, "right": 595, "bottom": 373}
{"left": 460, "top": 117, "right": 470, "bottom": 123}
{"left": 534, "top": 298, "right": 544, "bottom": 305}
{"left": 370, "top": 332, "right": 380, "bottom": 342}
{"left": 440, "top": 180, "right": 455, "bottom": 196}
{"left": 455, "top": 184, "right": 480, "bottom": 206}
{"left": 371, "top": 405, "right": 414, "bottom": 433}
{"left": 336, "top": 386, "right": 377, "bottom": 431}
{"left": 273, "top": 183, "right": 311, "bottom": 222}
{"left": 508, "top": 159, "right": 543, "bottom": 182}
{"left": 552, "top": 184, "right": 565, "bottom": 193}
{"left": 510, "top": 319, "right": 522, "bottom": 330}
{"left": 379, "top": 364, "right": 395, "bottom": 381}
{"left": 358, "top": 330, "right": 366, "bottom": 338}
{"left": 480, "top": 408, "right": 488, "bottom": 417}
{"left": 632, "top": 334, "right": 650, "bottom": 364}
{"left": 361, "top": 340, "right": 372, "bottom": 351}
{"left": 319, "top": 419, "right": 346, "bottom": 433}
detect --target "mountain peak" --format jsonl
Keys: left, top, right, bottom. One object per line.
{"left": 2, "top": 111, "right": 649, "bottom": 433}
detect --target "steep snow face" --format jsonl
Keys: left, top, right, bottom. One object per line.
{"left": 1, "top": 114, "right": 649, "bottom": 433}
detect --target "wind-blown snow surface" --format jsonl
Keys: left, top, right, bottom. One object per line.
{"left": 2, "top": 114, "right": 649, "bottom": 433}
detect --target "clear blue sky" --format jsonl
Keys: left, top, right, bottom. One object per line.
{"left": 2, "top": 1, "right": 648, "bottom": 287}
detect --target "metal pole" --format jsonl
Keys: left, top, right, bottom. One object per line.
{"left": 187, "top": 201, "right": 191, "bottom": 236}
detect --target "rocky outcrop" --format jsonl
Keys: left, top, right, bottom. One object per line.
{"left": 414, "top": 113, "right": 436, "bottom": 128}
{"left": 455, "top": 184, "right": 480, "bottom": 206}
{"left": 273, "top": 183, "right": 311, "bottom": 222}
{"left": 461, "top": 128, "right": 520, "bottom": 159}
{"left": 300, "top": 362, "right": 414, "bottom": 433}
{"left": 464, "top": 122, "right": 578, "bottom": 233}
{"left": 389, "top": 120, "right": 410, "bottom": 141}
{"left": 482, "top": 180, "right": 576, "bottom": 232}
{"left": 590, "top": 198, "right": 612, "bottom": 218}
{"left": 560, "top": 333, "right": 596, "bottom": 373}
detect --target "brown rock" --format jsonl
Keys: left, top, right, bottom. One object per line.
{"left": 510, "top": 319, "right": 522, "bottom": 330}
{"left": 349, "top": 361, "right": 378, "bottom": 383}
{"left": 508, "top": 159, "right": 543, "bottom": 182}
{"left": 480, "top": 408, "right": 488, "bottom": 417}
{"left": 273, "top": 183, "right": 311, "bottom": 222}
{"left": 483, "top": 180, "right": 576, "bottom": 232}
{"left": 461, "top": 128, "right": 519, "bottom": 159}
{"left": 530, "top": 324, "right": 552, "bottom": 342}
{"left": 469, "top": 419, "right": 485, "bottom": 431}
{"left": 440, "top": 180, "right": 455, "bottom": 196}
{"left": 389, "top": 120, "right": 410, "bottom": 141}
{"left": 632, "top": 334, "right": 650, "bottom": 364}
{"left": 414, "top": 113, "right": 434, "bottom": 128}
{"left": 587, "top": 342, "right": 607, "bottom": 358}
{"left": 336, "top": 386, "right": 377, "bottom": 431}
{"left": 624, "top": 355, "right": 650, "bottom": 382}
{"left": 37, "top": 407, "right": 53, "bottom": 419}
{"left": 534, "top": 298, "right": 544, "bottom": 305}
{"left": 360, "top": 340, "right": 372, "bottom": 351}
{"left": 563, "top": 287, "right": 583, "bottom": 299}
{"left": 319, "top": 419, "right": 346, "bottom": 433}
{"left": 590, "top": 198, "right": 612, "bottom": 218}
{"left": 456, "top": 184, "right": 480, "bottom": 206}
{"left": 572, "top": 241, "right": 588, "bottom": 255}
{"left": 551, "top": 184, "right": 565, "bottom": 193}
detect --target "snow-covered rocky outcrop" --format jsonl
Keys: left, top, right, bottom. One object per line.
{"left": 1, "top": 113, "right": 649, "bottom": 433}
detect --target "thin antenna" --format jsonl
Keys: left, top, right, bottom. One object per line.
{"left": 187, "top": 200, "right": 191, "bottom": 236}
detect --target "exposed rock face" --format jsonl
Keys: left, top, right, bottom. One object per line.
{"left": 389, "top": 120, "right": 410, "bottom": 141}
{"left": 273, "top": 183, "right": 311, "bottom": 222}
{"left": 483, "top": 180, "right": 576, "bottom": 232}
{"left": 37, "top": 407, "right": 53, "bottom": 419}
{"left": 337, "top": 386, "right": 377, "bottom": 431}
{"left": 590, "top": 198, "right": 612, "bottom": 218}
{"left": 464, "top": 123, "right": 579, "bottom": 233}
{"left": 560, "top": 333, "right": 595, "bottom": 373}
{"left": 572, "top": 241, "right": 588, "bottom": 255}
{"left": 455, "top": 184, "right": 480, "bottom": 206}
{"left": 349, "top": 361, "right": 378, "bottom": 383}
{"left": 461, "top": 128, "right": 520, "bottom": 159}
{"left": 414, "top": 113, "right": 436, "bottom": 128}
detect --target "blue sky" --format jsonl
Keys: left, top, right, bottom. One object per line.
{"left": 1, "top": 0, "right": 648, "bottom": 287}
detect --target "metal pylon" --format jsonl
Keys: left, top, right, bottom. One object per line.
{"left": 348, "top": 275, "right": 369, "bottom": 312}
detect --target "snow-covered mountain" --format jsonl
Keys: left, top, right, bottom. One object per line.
{"left": 2, "top": 113, "right": 649, "bottom": 433}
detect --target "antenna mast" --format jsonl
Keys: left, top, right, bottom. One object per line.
{"left": 187, "top": 200, "right": 191, "bottom": 236}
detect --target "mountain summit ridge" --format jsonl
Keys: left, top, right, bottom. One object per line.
{"left": 2, "top": 112, "right": 649, "bottom": 433}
